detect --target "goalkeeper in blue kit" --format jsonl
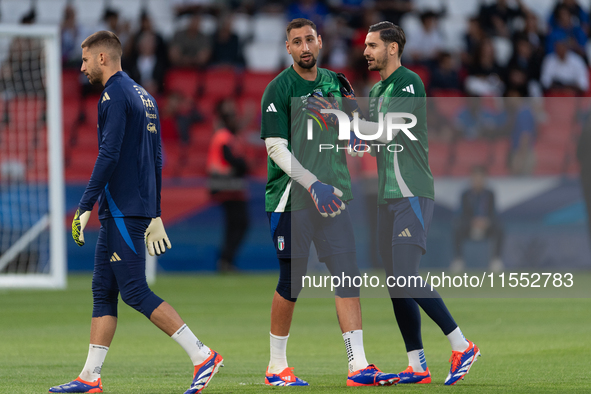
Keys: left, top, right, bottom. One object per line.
{"left": 49, "top": 31, "right": 222, "bottom": 394}
{"left": 342, "top": 22, "right": 481, "bottom": 386}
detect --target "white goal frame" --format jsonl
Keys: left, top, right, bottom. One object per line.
{"left": 0, "top": 25, "right": 66, "bottom": 289}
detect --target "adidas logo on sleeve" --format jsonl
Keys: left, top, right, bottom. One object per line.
{"left": 402, "top": 85, "right": 415, "bottom": 94}
{"left": 266, "top": 103, "right": 277, "bottom": 112}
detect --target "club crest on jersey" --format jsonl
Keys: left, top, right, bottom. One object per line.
{"left": 277, "top": 236, "right": 285, "bottom": 251}
{"left": 378, "top": 96, "right": 384, "bottom": 112}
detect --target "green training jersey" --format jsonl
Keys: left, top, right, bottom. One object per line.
{"left": 368, "top": 66, "right": 434, "bottom": 204}
{"left": 260, "top": 66, "right": 353, "bottom": 212}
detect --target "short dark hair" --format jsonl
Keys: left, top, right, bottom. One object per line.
{"left": 286, "top": 18, "right": 317, "bottom": 40}
{"left": 368, "top": 21, "right": 406, "bottom": 58}
{"left": 81, "top": 30, "right": 122, "bottom": 59}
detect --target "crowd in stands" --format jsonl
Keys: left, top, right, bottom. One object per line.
{"left": 4, "top": 0, "right": 589, "bottom": 179}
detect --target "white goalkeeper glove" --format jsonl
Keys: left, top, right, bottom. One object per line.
{"left": 145, "top": 217, "right": 172, "bottom": 256}
{"left": 72, "top": 209, "right": 91, "bottom": 246}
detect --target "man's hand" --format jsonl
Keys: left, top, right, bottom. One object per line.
{"left": 306, "top": 92, "right": 339, "bottom": 129}
{"left": 72, "top": 209, "right": 90, "bottom": 246}
{"left": 308, "top": 181, "right": 346, "bottom": 218}
{"left": 145, "top": 217, "right": 172, "bottom": 256}
{"left": 336, "top": 73, "right": 364, "bottom": 120}
{"left": 337, "top": 73, "right": 370, "bottom": 157}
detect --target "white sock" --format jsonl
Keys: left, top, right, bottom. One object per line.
{"left": 268, "top": 332, "right": 289, "bottom": 374}
{"left": 79, "top": 344, "right": 108, "bottom": 382}
{"left": 447, "top": 327, "right": 469, "bottom": 352}
{"left": 343, "top": 330, "right": 369, "bottom": 373}
{"left": 407, "top": 349, "right": 427, "bottom": 372}
{"left": 172, "top": 324, "right": 211, "bottom": 365}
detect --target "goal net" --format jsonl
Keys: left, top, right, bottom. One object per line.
{"left": 0, "top": 25, "right": 66, "bottom": 288}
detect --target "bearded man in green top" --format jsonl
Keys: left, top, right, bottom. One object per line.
{"left": 260, "top": 18, "right": 399, "bottom": 387}
{"left": 346, "top": 21, "right": 481, "bottom": 386}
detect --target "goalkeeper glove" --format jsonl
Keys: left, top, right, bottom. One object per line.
{"left": 145, "top": 217, "right": 172, "bottom": 256}
{"left": 72, "top": 209, "right": 90, "bottom": 247}
{"left": 336, "top": 73, "right": 371, "bottom": 157}
{"left": 308, "top": 181, "right": 346, "bottom": 218}
{"left": 306, "top": 92, "right": 340, "bottom": 129}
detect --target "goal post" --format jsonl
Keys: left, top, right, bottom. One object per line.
{"left": 0, "top": 25, "right": 66, "bottom": 289}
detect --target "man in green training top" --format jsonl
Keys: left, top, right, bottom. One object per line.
{"left": 260, "top": 18, "right": 399, "bottom": 387}
{"left": 346, "top": 21, "right": 481, "bottom": 386}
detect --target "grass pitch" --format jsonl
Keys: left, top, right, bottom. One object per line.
{"left": 1, "top": 274, "right": 590, "bottom": 393}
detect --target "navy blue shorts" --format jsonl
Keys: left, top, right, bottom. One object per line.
{"left": 92, "top": 217, "right": 163, "bottom": 318}
{"left": 377, "top": 197, "right": 434, "bottom": 254}
{"left": 267, "top": 206, "right": 356, "bottom": 260}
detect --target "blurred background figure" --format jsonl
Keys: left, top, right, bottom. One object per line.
{"left": 577, "top": 118, "right": 591, "bottom": 248}
{"left": 465, "top": 38, "right": 505, "bottom": 96}
{"left": 541, "top": 39, "right": 589, "bottom": 94}
{"left": 61, "top": 5, "right": 91, "bottom": 69}
{"left": 478, "top": 0, "right": 526, "bottom": 38}
{"left": 451, "top": 166, "right": 504, "bottom": 273}
{"left": 405, "top": 10, "right": 444, "bottom": 70}
{"left": 546, "top": 3, "right": 587, "bottom": 58}
{"left": 169, "top": 13, "right": 211, "bottom": 68}
{"left": 210, "top": 14, "right": 245, "bottom": 68}
{"left": 125, "top": 32, "right": 168, "bottom": 95}
{"left": 505, "top": 91, "right": 536, "bottom": 175}
{"left": 207, "top": 99, "right": 249, "bottom": 273}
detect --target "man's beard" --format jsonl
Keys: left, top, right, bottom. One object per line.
{"left": 368, "top": 51, "right": 388, "bottom": 71}
{"left": 87, "top": 68, "right": 103, "bottom": 85}
{"left": 297, "top": 54, "right": 317, "bottom": 69}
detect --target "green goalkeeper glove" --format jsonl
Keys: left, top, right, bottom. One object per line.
{"left": 72, "top": 209, "right": 91, "bottom": 246}
{"left": 145, "top": 217, "right": 172, "bottom": 256}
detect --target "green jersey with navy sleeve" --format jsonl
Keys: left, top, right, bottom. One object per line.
{"left": 368, "top": 66, "right": 434, "bottom": 204}
{"left": 260, "top": 66, "right": 352, "bottom": 212}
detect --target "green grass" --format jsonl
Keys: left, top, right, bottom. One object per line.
{"left": 1, "top": 274, "right": 590, "bottom": 393}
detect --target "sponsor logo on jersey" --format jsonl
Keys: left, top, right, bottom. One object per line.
{"left": 266, "top": 103, "right": 277, "bottom": 112}
{"left": 110, "top": 252, "right": 122, "bottom": 262}
{"left": 101, "top": 92, "right": 110, "bottom": 103}
{"left": 398, "top": 228, "right": 412, "bottom": 237}
{"left": 402, "top": 85, "right": 415, "bottom": 94}
{"left": 147, "top": 122, "right": 157, "bottom": 133}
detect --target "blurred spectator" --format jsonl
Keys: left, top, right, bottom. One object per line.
{"left": 541, "top": 39, "right": 589, "bottom": 94}
{"left": 98, "top": 8, "right": 131, "bottom": 48}
{"left": 159, "top": 92, "right": 205, "bottom": 145}
{"left": 427, "top": 99, "right": 457, "bottom": 142}
{"left": 210, "top": 14, "right": 245, "bottom": 68}
{"left": 505, "top": 91, "right": 536, "bottom": 175}
{"left": 450, "top": 166, "right": 504, "bottom": 273}
{"left": 124, "top": 12, "right": 168, "bottom": 65}
{"left": 322, "top": 15, "right": 354, "bottom": 69}
{"left": 546, "top": 4, "right": 587, "bottom": 57}
{"left": 404, "top": 11, "right": 444, "bottom": 69}
{"left": 125, "top": 32, "right": 168, "bottom": 95}
{"left": 374, "top": 0, "right": 413, "bottom": 26}
{"left": 506, "top": 37, "right": 543, "bottom": 96}
{"left": 514, "top": 12, "right": 545, "bottom": 59}
{"left": 430, "top": 52, "right": 462, "bottom": 92}
{"left": 465, "top": 39, "right": 505, "bottom": 96}
{"left": 478, "top": 0, "right": 526, "bottom": 38}
{"left": 169, "top": 14, "right": 212, "bottom": 68}
{"left": 61, "top": 5, "right": 91, "bottom": 68}
{"left": 207, "top": 99, "right": 249, "bottom": 272}
{"left": 549, "top": 0, "right": 590, "bottom": 35}
{"left": 456, "top": 98, "right": 503, "bottom": 140}
{"left": 577, "top": 117, "right": 591, "bottom": 247}
{"left": 287, "top": 0, "right": 329, "bottom": 31}
{"left": 172, "top": 0, "right": 213, "bottom": 17}
{"left": 463, "top": 17, "right": 486, "bottom": 66}
{"left": 1, "top": 9, "right": 44, "bottom": 97}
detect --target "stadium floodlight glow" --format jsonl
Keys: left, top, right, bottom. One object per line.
{"left": 0, "top": 25, "right": 66, "bottom": 289}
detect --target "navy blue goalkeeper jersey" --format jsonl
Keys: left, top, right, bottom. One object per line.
{"left": 78, "top": 71, "right": 162, "bottom": 219}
